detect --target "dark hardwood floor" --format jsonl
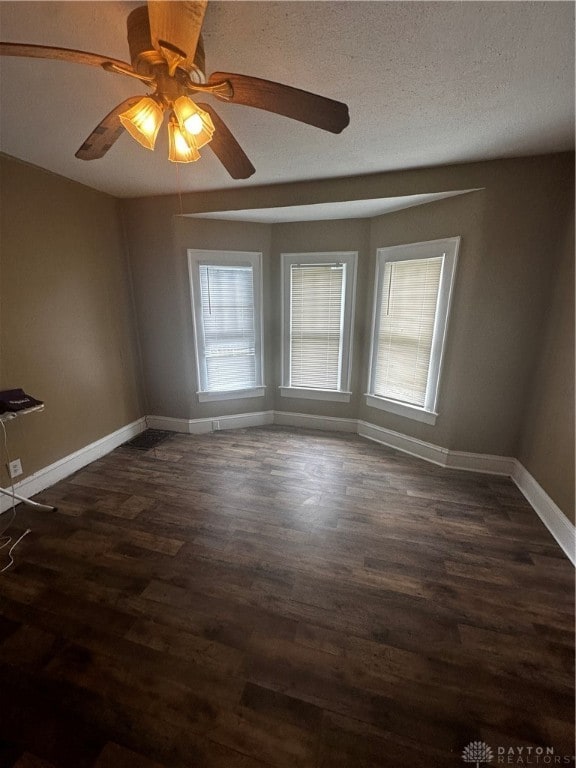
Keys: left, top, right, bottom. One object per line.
{"left": 0, "top": 426, "right": 573, "bottom": 768}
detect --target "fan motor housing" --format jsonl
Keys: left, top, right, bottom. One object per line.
{"left": 127, "top": 6, "right": 206, "bottom": 82}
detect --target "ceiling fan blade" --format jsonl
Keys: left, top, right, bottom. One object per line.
{"left": 75, "top": 96, "right": 142, "bottom": 161}
{"left": 0, "top": 42, "right": 132, "bottom": 71}
{"left": 147, "top": 1, "right": 207, "bottom": 70}
{"left": 196, "top": 103, "right": 255, "bottom": 180}
{"left": 207, "top": 72, "right": 350, "bottom": 134}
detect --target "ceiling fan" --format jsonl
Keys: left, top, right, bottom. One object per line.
{"left": 0, "top": 1, "right": 350, "bottom": 180}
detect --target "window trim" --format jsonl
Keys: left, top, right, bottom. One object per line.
{"left": 366, "top": 237, "right": 460, "bottom": 423}
{"left": 187, "top": 249, "right": 265, "bottom": 402}
{"left": 364, "top": 394, "right": 439, "bottom": 424}
{"left": 280, "top": 251, "right": 358, "bottom": 401}
{"left": 279, "top": 386, "right": 352, "bottom": 403}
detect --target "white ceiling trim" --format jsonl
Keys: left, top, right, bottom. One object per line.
{"left": 183, "top": 189, "right": 482, "bottom": 223}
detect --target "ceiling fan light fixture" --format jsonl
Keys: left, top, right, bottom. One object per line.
{"left": 119, "top": 96, "right": 164, "bottom": 150}
{"left": 173, "top": 95, "right": 215, "bottom": 149}
{"left": 168, "top": 118, "right": 201, "bottom": 163}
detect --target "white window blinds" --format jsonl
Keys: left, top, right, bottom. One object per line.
{"left": 289, "top": 263, "right": 345, "bottom": 390}
{"left": 374, "top": 256, "right": 444, "bottom": 407}
{"left": 199, "top": 265, "right": 256, "bottom": 392}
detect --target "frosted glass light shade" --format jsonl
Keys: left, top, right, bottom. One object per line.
{"left": 119, "top": 97, "right": 164, "bottom": 150}
{"left": 173, "top": 96, "right": 215, "bottom": 149}
{"left": 168, "top": 120, "right": 201, "bottom": 163}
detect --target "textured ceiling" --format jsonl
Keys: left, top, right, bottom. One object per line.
{"left": 0, "top": 1, "right": 574, "bottom": 199}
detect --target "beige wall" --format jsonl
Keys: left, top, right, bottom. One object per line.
{"left": 0, "top": 155, "right": 143, "bottom": 485}
{"left": 268, "top": 155, "right": 572, "bottom": 459}
{"left": 121, "top": 199, "right": 273, "bottom": 418}
{"left": 122, "top": 152, "right": 574, "bottom": 520}
{"left": 517, "top": 206, "right": 575, "bottom": 522}
{"left": 271, "top": 218, "right": 370, "bottom": 419}
{"left": 360, "top": 157, "right": 571, "bottom": 457}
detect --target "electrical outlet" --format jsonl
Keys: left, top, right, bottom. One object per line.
{"left": 8, "top": 458, "right": 23, "bottom": 479}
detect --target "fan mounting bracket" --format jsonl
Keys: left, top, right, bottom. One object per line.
{"left": 178, "top": 70, "right": 234, "bottom": 100}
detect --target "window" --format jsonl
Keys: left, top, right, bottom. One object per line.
{"left": 366, "top": 237, "right": 459, "bottom": 424}
{"left": 281, "top": 252, "right": 357, "bottom": 402}
{"left": 188, "top": 250, "right": 265, "bottom": 402}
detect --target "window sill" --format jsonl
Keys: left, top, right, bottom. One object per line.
{"left": 364, "top": 394, "right": 437, "bottom": 425}
{"left": 197, "top": 387, "right": 266, "bottom": 403}
{"left": 280, "top": 386, "right": 352, "bottom": 403}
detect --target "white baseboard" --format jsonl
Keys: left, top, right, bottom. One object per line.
{"left": 443, "top": 449, "right": 517, "bottom": 476}
{"left": 149, "top": 410, "right": 353, "bottom": 434}
{"left": 358, "top": 420, "right": 450, "bottom": 466}
{"left": 275, "top": 410, "right": 357, "bottom": 432}
{"left": 146, "top": 414, "right": 210, "bottom": 434}
{"left": 357, "top": 420, "right": 515, "bottom": 475}
{"left": 147, "top": 410, "right": 274, "bottom": 435}
{"left": 512, "top": 461, "right": 575, "bottom": 565}
{"left": 216, "top": 410, "right": 274, "bottom": 430}
{"left": 3, "top": 409, "right": 572, "bottom": 565}
{"left": 0, "top": 417, "right": 147, "bottom": 514}
{"left": 357, "top": 419, "right": 573, "bottom": 563}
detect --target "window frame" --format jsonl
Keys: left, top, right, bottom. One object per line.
{"left": 187, "top": 249, "right": 265, "bottom": 403}
{"left": 366, "top": 237, "right": 460, "bottom": 424}
{"left": 280, "top": 251, "right": 357, "bottom": 403}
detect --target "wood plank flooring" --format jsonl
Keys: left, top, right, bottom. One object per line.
{"left": 0, "top": 426, "right": 573, "bottom": 768}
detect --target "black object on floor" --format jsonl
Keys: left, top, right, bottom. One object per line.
{"left": 125, "top": 429, "right": 172, "bottom": 451}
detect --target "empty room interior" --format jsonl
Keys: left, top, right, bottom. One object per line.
{"left": 0, "top": 1, "right": 574, "bottom": 767}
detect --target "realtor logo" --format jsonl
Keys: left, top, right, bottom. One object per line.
{"left": 462, "top": 740, "right": 574, "bottom": 765}
{"left": 462, "top": 741, "right": 494, "bottom": 767}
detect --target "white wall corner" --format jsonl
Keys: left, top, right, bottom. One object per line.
{"left": 512, "top": 461, "right": 576, "bottom": 566}
{"left": 0, "top": 417, "right": 147, "bottom": 514}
